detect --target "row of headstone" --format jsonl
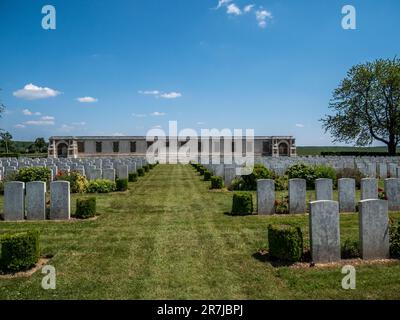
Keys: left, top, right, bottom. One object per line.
{"left": 309, "top": 199, "right": 389, "bottom": 263}
{"left": 257, "top": 178, "right": 400, "bottom": 214}
{"left": 0, "top": 156, "right": 143, "bottom": 182}
{"left": 3, "top": 181, "right": 70, "bottom": 221}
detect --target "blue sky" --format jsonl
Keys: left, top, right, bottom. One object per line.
{"left": 0, "top": 0, "right": 399, "bottom": 145}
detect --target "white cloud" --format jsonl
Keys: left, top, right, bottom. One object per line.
{"left": 197, "top": 122, "right": 205, "bottom": 125}
{"left": 14, "top": 124, "right": 26, "bottom": 129}
{"left": 132, "top": 113, "right": 147, "bottom": 118}
{"left": 256, "top": 9, "right": 273, "bottom": 28}
{"left": 59, "top": 124, "right": 75, "bottom": 132}
{"left": 227, "top": 3, "right": 242, "bottom": 15}
{"left": 244, "top": 4, "right": 255, "bottom": 13}
{"left": 139, "top": 90, "right": 182, "bottom": 99}
{"left": 138, "top": 90, "right": 160, "bottom": 95}
{"left": 71, "top": 121, "right": 86, "bottom": 126}
{"left": 22, "top": 109, "right": 41, "bottom": 116}
{"left": 77, "top": 96, "right": 98, "bottom": 103}
{"left": 112, "top": 132, "right": 125, "bottom": 136}
{"left": 24, "top": 115, "right": 55, "bottom": 126}
{"left": 41, "top": 116, "right": 55, "bottom": 121}
{"left": 13, "top": 83, "right": 61, "bottom": 100}
{"left": 295, "top": 123, "right": 305, "bottom": 128}
{"left": 159, "top": 92, "right": 182, "bottom": 99}
{"left": 24, "top": 120, "right": 55, "bottom": 126}
{"left": 215, "top": 0, "right": 232, "bottom": 9}
{"left": 151, "top": 112, "right": 166, "bottom": 116}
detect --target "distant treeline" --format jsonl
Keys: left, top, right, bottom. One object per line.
{"left": 297, "top": 146, "right": 400, "bottom": 156}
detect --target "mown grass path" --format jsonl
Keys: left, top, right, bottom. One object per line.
{"left": 1, "top": 164, "right": 400, "bottom": 299}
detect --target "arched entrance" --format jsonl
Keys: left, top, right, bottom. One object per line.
{"left": 57, "top": 143, "right": 68, "bottom": 158}
{"left": 278, "top": 142, "right": 289, "bottom": 157}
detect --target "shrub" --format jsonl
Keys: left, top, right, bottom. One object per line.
{"left": 204, "top": 171, "right": 212, "bottom": 181}
{"left": 0, "top": 231, "right": 40, "bottom": 273}
{"left": 275, "top": 195, "right": 289, "bottom": 214}
{"left": 314, "top": 165, "right": 337, "bottom": 182}
{"left": 390, "top": 220, "right": 400, "bottom": 258}
{"left": 198, "top": 167, "right": 205, "bottom": 175}
{"left": 15, "top": 167, "right": 51, "bottom": 183}
{"left": 211, "top": 176, "right": 224, "bottom": 189}
{"left": 336, "top": 168, "right": 365, "bottom": 189}
{"left": 0, "top": 181, "right": 4, "bottom": 196}
{"left": 128, "top": 173, "right": 138, "bottom": 182}
{"left": 274, "top": 175, "right": 288, "bottom": 191}
{"left": 378, "top": 188, "right": 388, "bottom": 200}
{"left": 229, "top": 177, "right": 246, "bottom": 191}
{"left": 267, "top": 225, "right": 303, "bottom": 262}
{"left": 241, "top": 164, "right": 274, "bottom": 191}
{"left": 341, "top": 239, "right": 360, "bottom": 259}
{"left": 87, "top": 179, "right": 116, "bottom": 193}
{"left": 137, "top": 168, "right": 145, "bottom": 177}
{"left": 75, "top": 198, "right": 96, "bottom": 219}
{"left": 286, "top": 164, "right": 337, "bottom": 190}
{"left": 116, "top": 178, "right": 128, "bottom": 192}
{"left": 56, "top": 171, "right": 88, "bottom": 193}
{"left": 143, "top": 165, "right": 150, "bottom": 172}
{"left": 231, "top": 192, "right": 253, "bottom": 216}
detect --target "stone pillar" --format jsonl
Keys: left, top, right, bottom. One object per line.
{"left": 338, "top": 178, "right": 355, "bottom": 212}
{"left": 103, "top": 168, "right": 116, "bottom": 181}
{"left": 384, "top": 178, "right": 400, "bottom": 211}
{"left": 50, "top": 181, "right": 71, "bottom": 220}
{"left": 377, "top": 163, "right": 387, "bottom": 179}
{"left": 361, "top": 178, "right": 378, "bottom": 200}
{"left": 289, "top": 179, "right": 306, "bottom": 214}
{"left": 359, "top": 199, "right": 390, "bottom": 259}
{"left": 224, "top": 166, "right": 236, "bottom": 188}
{"left": 309, "top": 200, "right": 340, "bottom": 263}
{"left": 4, "top": 182, "right": 25, "bottom": 221}
{"left": 26, "top": 181, "right": 46, "bottom": 220}
{"left": 257, "top": 179, "right": 275, "bottom": 215}
{"left": 117, "top": 165, "right": 129, "bottom": 180}
{"left": 315, "top": 178, "right": 333, "bottom": 200}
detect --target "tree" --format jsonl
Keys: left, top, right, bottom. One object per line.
{"left": 29, "top": 137, "right": 48, "bottom": 153}
{"left": 0, "top": 131, "right": 13, "bottom": 153}
{"left": 321, "top": 58, "right": 400, "bottom": 156}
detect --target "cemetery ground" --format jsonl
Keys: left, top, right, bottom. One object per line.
{"left": 0, "top": 164, "right": 400, "bottom": 300}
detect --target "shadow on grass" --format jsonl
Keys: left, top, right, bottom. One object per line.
{"left": 252, "top": 249, "right": 312, "bottom": 268}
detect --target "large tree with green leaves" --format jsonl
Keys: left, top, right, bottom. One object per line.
{"left": 0, "top": 130, "right": 13, "bottom": 153}
{"left": 321, "top": 58, "right": 400, "bottom": 156}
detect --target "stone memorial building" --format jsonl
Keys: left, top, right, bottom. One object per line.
{"left": 48, "top": 136, "right": 297, "bottom": 159}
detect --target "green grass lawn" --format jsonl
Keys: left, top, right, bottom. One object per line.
{"left": 0, "top": 164, "right": 400, "bottom": 300}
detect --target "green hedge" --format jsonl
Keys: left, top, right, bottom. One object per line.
{"left": 129, "top": 173, "right": 138, "bottom": 182}
{"left": 75, "top": 198, "right": 97, "bottom": 219}
{"left": 0, "top": 231, "right": 40, "bottom": 273}
{"left": 211, "top": 176, "right": 224, "bottom": 189}
{"left": 56, "top": 171, "right": 89, "bottom": 193}
{"left": 0, "top": 153, "right": 20, "bottom": 158}
{"left": 87, "top": 179, "right": 116, "bottom": 193}
{"left": 137, "top": 168, "right": 145, "bottom": 177}
{"left": 143, "top": 165, "right": 150, "bottom": 172}
{"left": 231, "top": 192, "right": 253, "bottom": 216}
{"left": 267, "top": 225, "right": 303, "bottom": 262}
{"left": 16, "top": 167, "right": 51, "bottom": 183}
{"left": 116, "top": 178, "right": 128, "bottom": 192}
{"left": 390, "top": 221, "right": 400, "bottom": 258}
{"left": 204, "top": 171, "right": 212, "bottom": 181}
{"left": 286, "top": 164, "right": 336, "bottom": 190}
